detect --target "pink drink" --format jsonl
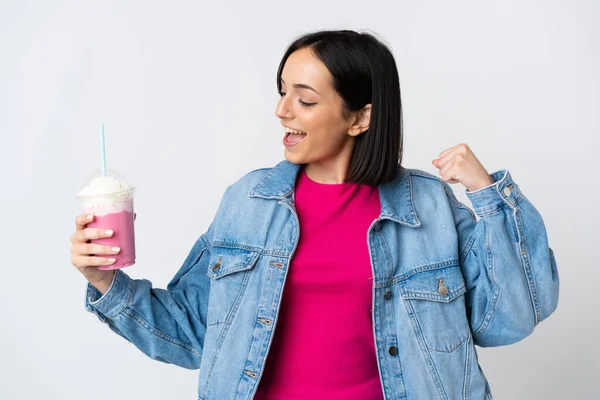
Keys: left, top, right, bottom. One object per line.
{"left": 77, "top": 170, "right": 136, "bottom": 270}
{"left": 88, "top": 206, "right": 135, "bottom": 270}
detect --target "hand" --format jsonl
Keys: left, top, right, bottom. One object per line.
{"left": 432, "top": 143, "right": 494, "bottom": 192}
{"left": 69, "top": 213, "right": 137, "bottom": 289}
{"left": 70, "top": 214, "right": 119, "bottom": 288}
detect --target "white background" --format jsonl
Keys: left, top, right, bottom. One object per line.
{"left": 1, "top": 0, "right": 598, "bottom": 398}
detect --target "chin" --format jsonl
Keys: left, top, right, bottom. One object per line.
{"left": 283, "top": 150, "right": 305, "bottom": 165}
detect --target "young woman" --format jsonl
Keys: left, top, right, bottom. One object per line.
{"left": 70, "top": 30, "right": 559, "bottom": 400}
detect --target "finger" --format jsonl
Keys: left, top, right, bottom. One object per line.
{"left": 75, "top": 213, "right": 94, "bottom": 231}
{"left": 72, "top": 243, "right": 120, "bottom": 256}
{"left": 439, "top": 145, "right": 457, "bottom": 158}
{"left": 435, "top": 152, "right": 453, "bottom": 170}
{"left": 438, "top": 146, "right": 461, "bottom": 164}
{"left": 440, "top": 164, "right": 461, "bottom": 184}
{"left": 439, "top": 161, "right": 456, "bottom": 179}
{"left": 456, "top": 143, "right": 470, "bottom": 155}
{"left": 71, "top": 228, "right": 114, "bottom": 244}
{"left": 72, "top": 255, "right": 116, "bottom": 269}
{"left": 432, "top": 159, "right": 440, "bottom": 169}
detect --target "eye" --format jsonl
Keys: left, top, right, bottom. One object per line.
{"left": 278, "top": 91, "right": 316, "bottom": 107}
{"left": 299, "top": 99, "right": 316, "bottom": 107}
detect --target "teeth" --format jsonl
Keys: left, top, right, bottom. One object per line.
{"left": 283, "top": 126, "right": 307, "bottom": 135}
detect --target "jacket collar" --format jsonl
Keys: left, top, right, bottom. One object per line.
{"left": 249, "top": 160, "right": 421, "bottom": 228}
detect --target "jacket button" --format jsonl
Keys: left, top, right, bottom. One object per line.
{"left": 388, "top": 346, "right": 399, "bottom": 356}
{"left": 373, "top": 221, "right": 382, "bottom": 232}
{"left": 212, "top": 256, "right": 222, "bottom": 271}
{"left": 384, "top": 290, "right": 392, "bottom": 300}
{"left": 503, "top": 186, "right": 512, "bottom": 197}
{"left": 438, "top": 279, "right": 449, "bottom": 295}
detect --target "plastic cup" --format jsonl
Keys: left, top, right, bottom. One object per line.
{"left": 76, "top": 169, "right": 136, "bottom": 270}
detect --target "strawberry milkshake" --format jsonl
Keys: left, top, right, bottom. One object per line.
{"left": 77, "top": 170, "right": 136, "bottom": 270}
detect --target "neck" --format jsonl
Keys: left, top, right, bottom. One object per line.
{"left": 303, "top": 157, "right": 350, "bottom": 184}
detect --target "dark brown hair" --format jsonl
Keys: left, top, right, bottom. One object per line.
{"left": 277, "top": 29, "right": 403, "bottom": 185}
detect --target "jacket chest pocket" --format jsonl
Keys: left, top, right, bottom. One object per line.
{"left": 205, "top": 246, "right": 261, "bottom": 326}
{"left": 399, "top": 265, "right": 470, "bottom": 352}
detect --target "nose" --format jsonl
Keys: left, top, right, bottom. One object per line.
{"left": 275, "top": 94, "right": 293, "bottom": 120}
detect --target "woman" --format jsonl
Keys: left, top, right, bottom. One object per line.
{"left": 70, "top": 30, "right": 559, "bottom": 400}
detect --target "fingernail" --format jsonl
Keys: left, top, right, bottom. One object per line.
{"left": 111, "top": 247, "right": 120, "bottom": 253}
{"left": 105, "top": 229, "right": 113, "bottom": 236}
{"left": 108, "top": 258, "right": 116, "bottom": 263}
{"left": 87, "top": 215, "right": 93, "bottom": 220}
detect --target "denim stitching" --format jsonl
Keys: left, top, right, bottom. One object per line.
{"left": 122, "top": 307, "right": 201, "bottom": 358}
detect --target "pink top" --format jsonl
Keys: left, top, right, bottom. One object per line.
{"left": 254, "top": 168, "right": 384, "bottom": 400}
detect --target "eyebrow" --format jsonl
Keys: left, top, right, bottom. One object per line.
{"left": 280, "top": 79, "right": 321, "bottom": 95}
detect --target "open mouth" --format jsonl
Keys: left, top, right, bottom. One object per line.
{"left": 283, "top": 126, "right": 307, "bottom": 147}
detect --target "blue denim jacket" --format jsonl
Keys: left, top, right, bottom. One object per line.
{"left": 85, "top": 160, "right": 559, "bottom": 400}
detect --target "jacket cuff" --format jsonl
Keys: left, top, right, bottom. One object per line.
{"left": 465, "top": 170, "right": 522, "bottom": 216}
{"left": 85, "top": 269, "right": 134, "bottom": 320}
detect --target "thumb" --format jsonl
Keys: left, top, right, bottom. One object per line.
{"left": 432, "top": 159, "right": 440, "bottom": 169}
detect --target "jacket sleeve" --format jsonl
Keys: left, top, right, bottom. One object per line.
{"left": 84, "top": 233, "right": 213, "bottom": 369}
{"left": 443, "top": 170, "right": 559, "bottom": 347}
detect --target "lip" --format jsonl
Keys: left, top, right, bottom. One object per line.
{"left": 281, "top": 124, "right": 306, "bottom": 133}
{"left": 283, "top": 131, "right": 307, "bottom": 147}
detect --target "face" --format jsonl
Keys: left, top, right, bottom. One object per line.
{"left": 275, "top": 47, "right": 369, "bottom": 170}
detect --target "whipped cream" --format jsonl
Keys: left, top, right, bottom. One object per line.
{"left": 77, "top": 176, "right": 135, "bottom": 215}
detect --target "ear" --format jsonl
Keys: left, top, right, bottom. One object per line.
{"left": 348, "top": 104, "right": 372, "bottom": 137}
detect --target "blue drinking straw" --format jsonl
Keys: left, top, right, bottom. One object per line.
{"left": 100, "top": 124, "right": 107, "bottom": 176}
